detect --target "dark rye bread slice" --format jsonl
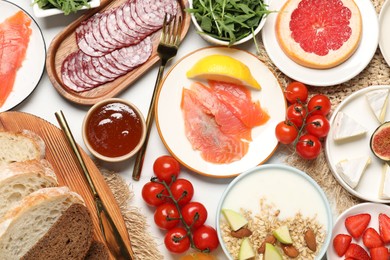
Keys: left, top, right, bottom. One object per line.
{"left": 85, "top": 240, "right": 110, "bottom": 260}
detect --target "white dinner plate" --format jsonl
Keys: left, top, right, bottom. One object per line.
{"left": 261, "top": 0, "right": 379, "bottom": 87}
{"left": 327, "top": 202, "right": 390, "bottom": 259}
{"left": 216, "top": 164, "right": 333, "bottom": 259}
{"left": 0, "top": 0, "right": 46, "bottom": 112}
{"left": 325, "top": 85, "right": 390, "bottom": 203}
{"left": 379, "top": 0, "right": 390, "bottom": 67}
{"left": 155, "top": 47, "right": 286, "bottom": 178}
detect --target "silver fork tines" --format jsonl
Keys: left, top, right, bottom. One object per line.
{"left": 133, "top": 14, "right": 182, "bottom": 181}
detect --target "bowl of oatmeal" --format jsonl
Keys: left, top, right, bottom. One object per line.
{"left": 216, "top": 164, "right": 333, "bottom": 259}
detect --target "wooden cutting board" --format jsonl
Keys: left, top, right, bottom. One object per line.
{"left": 0, "top": 111, "right": 132, "bottom": 260}
{"left": 46, "top": 0, "right": 191, "bottom": 105}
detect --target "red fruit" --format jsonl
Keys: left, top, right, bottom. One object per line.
{"left": 345, "top": 213, "right": 371, "bottom": 239}
{"left": 379, "top": 213, "right": 390, "bottom": 243}
{"left": 345, "top": 243, "right": 370, "bottom": 260}
{"left": 333, "top": 234, "right": 352, "bottom": 257}
{"left": 370, "top": 246, "right": 389, "bottom": 260}
{"left": 363, "top": 227, "right": 384, "bottom": 249}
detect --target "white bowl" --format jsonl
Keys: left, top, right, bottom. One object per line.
{"left": 189, "top": 0, "right": 269, "bottom": 45}
{"left": 32, "top": 0, "right": 100, "bottom": 18}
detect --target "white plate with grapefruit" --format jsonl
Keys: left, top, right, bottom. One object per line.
{"left": 262, "top": 0, "right": 379, "bottom": 87}
{"left": 379, "top": 0, "right": 390, "bottom": 67}
{"left": 155, "top": 47, "right": 286, "bottom": 178}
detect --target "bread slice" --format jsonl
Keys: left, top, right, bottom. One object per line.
{"left": 85, "top": 241, "right": 110, "bottom": 260}
{"left": 0, "top": 187, "right": 93, "bottom": 259}
{"left": 0, "top": 130, "right": 46, "bottom": 166}
{"left": 0, "top": 159, "right": 58, "bottom": 219}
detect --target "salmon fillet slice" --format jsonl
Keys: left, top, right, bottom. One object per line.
{"left": 0, "top": 11, "right": 32, "bottom": 107}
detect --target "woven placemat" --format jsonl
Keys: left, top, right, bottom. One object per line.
{"left": 257, "top": 0, "right": 390, "bottom": 216}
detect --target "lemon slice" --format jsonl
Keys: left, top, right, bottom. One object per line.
{"left": 186, "top": 54, "right": 261, "bottom": 90}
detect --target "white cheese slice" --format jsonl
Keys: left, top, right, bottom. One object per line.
{"left": 365, "top": 89, "right": 390, "bottom": 123}
{"left": 379, "top": 163, "right": 390, "bottom": 199}
{"left": 333, "top": 112, "right": 367, "bottom": 141}
{"left": 336, "top": 156, "right": 371, "bottom": 189}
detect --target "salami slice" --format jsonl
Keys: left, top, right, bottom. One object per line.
{"left": 136, "top": 0, "right": 178, "bottom": 28}
{"left": 106, "top": 10, "right": 135, "bottom": 45}
{"left": 76, "top": 22, "right": 106, "bottom": 57}
{"left": 130, "top": 2, "right": 156, "bottom": 32}
{"left": 123, "top": 2, "right": 150, "bottom": 36}
{"left": 94, "top": 56, "right": 127, "bottom": 76}
{"left": 100, "top": 12, "right": 123, "bottom": 48}
{"left": 67, "top": 53, "right": 96, "bottom": 90}
{"left": 117, "top": 37, "right": 153, "bottom": 68}
{"left": 116, "top": 4, "right": 143, "bottom": 41}
{"left": 80, "top": 52, "right": 112, "bottom": 84}
{"left": 91, "top": 13, "right": 116, "bottom": 49}
{"left": 74, "top": 52, "right": 102, "bottom": 85}
{"left": 90, "top": 56, "right": 120, "bottom": 79}
{"left": 61, "top": 57, "right": 87, "bottom": 92}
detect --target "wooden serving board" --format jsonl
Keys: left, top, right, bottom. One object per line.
{"left": 46, "top": 0, "right": 191, "bottom": 105}
{"left": 0, "top": 111, "right": 131, "bottom": 260}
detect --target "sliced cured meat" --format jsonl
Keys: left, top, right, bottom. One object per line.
{"left": 131, "top": 1, "right": 156, "bottom": 31}
{"left": 91, "top": 57, "right": 123, "bottom": 78}
{"left": 90, "top": 13, "right": 116, "bottom": 49}
{"left": 181, "top": 89, "right": 249, "bottom": 164}
{"left": 61, "top": 58, "right": 86, "bottom": 92}
{"left": 96, "top": 56, "right": 127, "bottom": 75}
{"left": 209, "top": 80, "right": 269, "bottom": 128}
{"left": 123, "top": 2, "right": 150, "bottom": 36}
{"left": 74, "top": 52, "right": 102, "bottom": 85}
{"left": 99, "top": 12, "right": 122, "bottom": 48}
{"left": 189, "top": 82, "right": 251, "bottom": 140}
{"left": 137, "top": 0, "right": 178, "bottom": 27}
{"left": 76, "top": 21, "right": 106, "bottom": 57}
{"left": 106, "top": 10, "right": 135, "bottom": 45}
{"left": 115, "top": 4, "right": 142, "bottom": 41}
{"left": 79, "top": 52, "right": 112, "bottom": 84}
{"left": 116, "top": 37, "right": 152, "bottom": 68}
{"left": 62, "top": 53, "right": 95, "bottom": 91}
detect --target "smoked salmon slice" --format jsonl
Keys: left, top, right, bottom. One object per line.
{"left": 0, "top": 11, "right": 32, "bottom": 107}
{"left": 181, "top": 88, "right": 249, "bottom": 164}
{"left": 209, "top": 80, "right": 270, "bottom": 128}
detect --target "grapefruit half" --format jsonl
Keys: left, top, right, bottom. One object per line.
{"left": 276, "top": 0, "right": 362, "bottom": 69}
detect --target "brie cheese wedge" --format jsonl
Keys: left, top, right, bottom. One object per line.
{"left": 365, "top": 89, "right": 390, "bottom": 123}
{"left": 379, "top": 163, "right": 390, "bottom": 199}
{"left": 336, "top": 156, "right": 371, "bottom": 189}
{"left": 333, "top": 112, "right": 367, "bottom": 141}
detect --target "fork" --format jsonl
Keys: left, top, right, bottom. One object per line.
{"left": 132, "top": 14, "right": 182, "bottom": 181}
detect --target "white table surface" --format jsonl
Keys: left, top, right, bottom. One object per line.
{"left": 7, "top": 1, "right": 280, "bottom": 259}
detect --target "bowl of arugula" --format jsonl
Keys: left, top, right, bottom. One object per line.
{"left": 187, "top": 0, "right": 270, "bottom": 46}
{"left": 32, "top": 0, "right": 100, "bottom": 18}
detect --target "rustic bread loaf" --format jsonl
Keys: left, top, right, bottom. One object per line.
{"left": 0, "top": 130, "right": 46, "bottom": 166}
{"left": 0, "top": 187, "right": 93, "bottom": 259}
{"left": 0, "top": 159, "right": 58, "bottom": 219}
{"left": 85, "top": 241, "right": 110, "bottom": 260}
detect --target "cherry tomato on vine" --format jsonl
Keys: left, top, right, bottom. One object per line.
{"left": 141, "top": 181, "right": 167, "bottom": 206}
{"left": 305, "top": 115, "right": 330, "bottom": 138}
{"left": 164, "top": 227, "right": 190, "bottom": 253}
{"left": 275, "top": 121, "right": 299, "bottom": 144}
{"left": 308, "top": 94, "right": 331, "bottom": 116}
{"left": 153, "top": 155, "right": 180, "bottom": 184}
{"left": 286, "top": 104, "right": 307, "bottom": 128}
{"left": 170, "top": 179, "right": 194, "bottom": 206}
{"left": 181, "top": 202, "right": 208, "bottom": 229}
{"left": 285, "top": 81, "right": 308, "bottom": 104}
{"left": 296, "top": 134, "right": 322, "bottom": 160}
{"left": 154, "top": 203, "right": 180, "bottom": 230}
{"left": 193, "top": 225, "right": 219, "bottom": 252}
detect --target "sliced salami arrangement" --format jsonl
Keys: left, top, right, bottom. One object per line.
{"left": 61, "top": 0, "right": 179, "bottom": 93}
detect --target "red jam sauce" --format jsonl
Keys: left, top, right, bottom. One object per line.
{"left": 86, "top": 101, "right": 143, "bottom": 158}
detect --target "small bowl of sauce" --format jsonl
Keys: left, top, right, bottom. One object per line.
{"left": 82, "top": 98, "right": 146, "bottom": 162}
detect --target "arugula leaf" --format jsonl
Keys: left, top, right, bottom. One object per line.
{"left": 186, "top": 0, "right": 271, "bottom": 45}
{"left": 33, "top": 0, "right": 90, "bottom": 15}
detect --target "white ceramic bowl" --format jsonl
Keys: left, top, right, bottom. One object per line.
{"left": 82, "top": 98, "right": 146, "bottom": 162}
{"left": 216, "top": 164, "right": 332, "bottom": 259}
{"left": 32, "top": 0, "right": 100, "bottom": 18}
{"left": 189, "top": 0, "right": 269, "bottom": 45}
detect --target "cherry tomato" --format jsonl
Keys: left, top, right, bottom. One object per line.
{"left": 286, "top": 103, "right": 307, "bottom": 128}
{"left": 181, "top": 202, "right": 207, "bottom": 229}
{"left": 193, "top": 225, "right": 219, "bottom": 252}
{"left": 153, "top": 155, "right": 180, "bottom": 184}
{"left": 275, "top": 121, "right": 299, "bottom": 144}
{"left": 285, "top": 81, "right": 308, "bottom": 104}
{"left": 164, "top": 227, "right": 190, "bottom": 253}
{"left": 141, "top": 181, "right": 167, "bottom": 206}
{"left": 296, "top": 134, "right": 322, "bottom": 160}
{"left": 170, "top": 179, "right": 194, "bottom": 206}
{"left": 308, "top": 94, "right": 331, "bottom": 116}
{"left": 154, "top": 203, "right": 180, "bottom": 230}
{"left": 305, "top": 115, "right": 330, "bottom": 138}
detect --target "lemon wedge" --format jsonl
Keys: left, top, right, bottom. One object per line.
{"left": 186, "top": 54, "right": 261, "bottom": 90}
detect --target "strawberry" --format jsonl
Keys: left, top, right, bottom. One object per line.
{"left": 333, "top": 233, "right": 352, "bottom": 257}
{"left": 379, "top": 213, "right": 390, "bottom": 243}
{"left": 345, "top": 213, "right": 371, "bottom": 239}
{"left": 369, "top": 246, "right": 389, "bottom": 260}
{"left": 363, "top": 227, "right": 384, "bottom": 248}
{"left": 345, "top": 243, "right": 371, "bottom": 260}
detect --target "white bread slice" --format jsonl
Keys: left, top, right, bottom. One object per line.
{"left": 0, "top": 187, "right": 92, "bottom": 259}
{"left": 379, "top": 163, "right": 390, "bottom": 199}
{"left": 275, "top": 0, "right": 362, "bottom": 69}
{"left": 365, "top": 89, "right": 390, "bottom": 123}
{"left": 336, "top": 156, "right": 371, "bottom": 189}
{"left": 0, "top": 159, "right": 58, "bottom": 219}
{"left": 0, "top": 130, "right": 46, "bottom": 166}
{"left": 333, "top": 111, "right": 367, "bottom": 141}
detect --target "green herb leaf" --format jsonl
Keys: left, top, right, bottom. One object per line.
{"left": 33, "top": 0, "right": 90, "bottom": 15}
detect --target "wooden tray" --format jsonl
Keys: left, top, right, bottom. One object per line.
{"left": 46, "top": 0, "right": 191, "bottom": 105}
{"left": 0, "top": 111, "right": 131, "bottom": 260}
